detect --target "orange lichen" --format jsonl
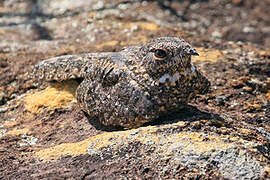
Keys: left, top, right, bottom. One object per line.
{"left": 88, "top": 12, "right": 96, "bottom": 19}
{"left": 24, "top": 80, "right": 78, "bottom": 114}
{"left": 124, "top": 22, "right": 159, "bottom": 31}
{"left": 266, "top": 91, "right": 270, "bottom": 100}
{"left": 259, "top": 50, "right": 270, "bottom": 58}
{"left": 138, "top": 23, "right": 159, "bottom": 31}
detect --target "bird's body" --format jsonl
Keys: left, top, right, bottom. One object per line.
{"left": 33, "top": 37, "right": 210, "bottom": 128}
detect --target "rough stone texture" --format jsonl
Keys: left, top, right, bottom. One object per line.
{"left": 0, "top": 0, "right": 269, "bottom": 179}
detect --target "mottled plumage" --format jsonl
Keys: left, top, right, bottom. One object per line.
{"left": 32, "top": 37, "right": 210, "bottom": 128}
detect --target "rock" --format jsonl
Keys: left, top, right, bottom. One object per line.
{"left": 231, "top": 79, "right": 245, "bottom": 89}
{"left": 242, "top": 86, "right": 253, "bottom": 93}
{"left": 0, "top": 107, "right": 8, "bottom": 113}
{"left": 0, "top": 0, "right": 269, "bottom": 179}
{"left": 232, "top": 0, "right": 243, "bottom": 5}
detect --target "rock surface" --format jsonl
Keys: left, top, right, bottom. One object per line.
{"left": 0, "top": 0, "right": 269, "bottom": 179}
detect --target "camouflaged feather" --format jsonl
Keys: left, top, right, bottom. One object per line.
{"left": 32, "top": 37, "right": 210, "bottom": 128}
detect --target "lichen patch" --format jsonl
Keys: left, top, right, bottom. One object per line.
{"left": 175, "top": 132, "right": 234, "bottom": 154}
{"left": 35, "top": 131, "right": 124, "bottom": 161}
{"left": 5, "top": 128, "right": 30, "bottom": 136}
{"left": 24, "top": 80, "right": 78, "bottom": 114}
{"left": 35, "top": 138, "right": 90, "bottom": 161}
{"left": 266, "top": 91, "right": 270, "bottom": 100}
{"left": 124, "top": 22, "right": 159, "bottom": 31}
{"left": 3, "top": 120, "right": 18, "bottom": 128}
{"left": 35, "top": 124, "right": 254, "bottom": 162}
{"left": 138, "top": 23, "right": 159, "bottom": 31}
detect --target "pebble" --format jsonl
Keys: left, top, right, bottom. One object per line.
{"left": 231, "top": 79, "right": 244, "bottom": 89}
{"left": 242, "top": 86, "right": 253, "bottom": 93}
{"left": 0, "top": 107, "right": 8, "bottom": 113}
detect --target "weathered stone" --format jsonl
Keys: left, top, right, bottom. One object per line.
{"left": 0, "top": 0, "right": 269, "bottom": 179}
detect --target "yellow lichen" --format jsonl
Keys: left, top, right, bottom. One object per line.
{"left": 174, "top": 121, "right": 186, "bottom": 127}
{"left": 176, "top": 132, "right": 233, "bottom": 154}
{"left": 3, "top": 120, "right": 18, "bottom": 128}
{"left": 138, "top": 23, "right": 159, "bottom": 31}
{"left": 5, "top": 128, "right": 30, "bottom": 136}
{"left": 239, "top": 128, "right": 253, "bottom": 135}
{"left": 35, "top": 131, "right": 123, "bottom": 161}
{"left": 35, "top": 124, "right": 251, "bottom": 162}
{"left": 229, "top": 136, "right": 240, "bottom": 142}
{"left": 24, "top": 80, "right": 78, "bottom": 114}
{"left": 259, "top": 50, "right": 270, "bottom": 57}
{"left": 265, "top": 166, "right": 270, "bottom": 175}
{"left": 36, "top": 139, "right": 90, "bottom": 161}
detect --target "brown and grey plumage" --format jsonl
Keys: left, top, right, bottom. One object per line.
{"left": 32, "top": 37, "right": 210, "bottom": 128}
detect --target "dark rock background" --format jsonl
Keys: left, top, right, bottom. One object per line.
{"left": 0, "top": 0, "right": 269, "bottom": 179}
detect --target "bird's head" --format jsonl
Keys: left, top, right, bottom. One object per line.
{"left": 138, "top": 37, "right": 199, "bottom": 78}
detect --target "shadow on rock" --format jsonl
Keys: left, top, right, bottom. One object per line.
{"left": 84, "top": 112, "right": 125, "bottom": 132}
{"left": 145, "top": 105, "right": 224, "bottom": 127}
{"left": 85, "top": 105, "right": 224, "bottom": 131}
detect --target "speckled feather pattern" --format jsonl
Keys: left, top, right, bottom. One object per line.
{"left": 32, "top": 37, "right": 210, "bottom": 128}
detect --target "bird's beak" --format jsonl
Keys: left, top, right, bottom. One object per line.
{"left": 189, "top": 49, "right": 199, "bottom": 56}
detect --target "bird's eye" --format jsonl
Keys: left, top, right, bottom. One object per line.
{"left": 154, "top": 49, "right": 167, "bottom": 59}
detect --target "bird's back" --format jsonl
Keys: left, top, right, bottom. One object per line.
{"left": 32, "top": 52, "right": 129, "bottom": 82}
